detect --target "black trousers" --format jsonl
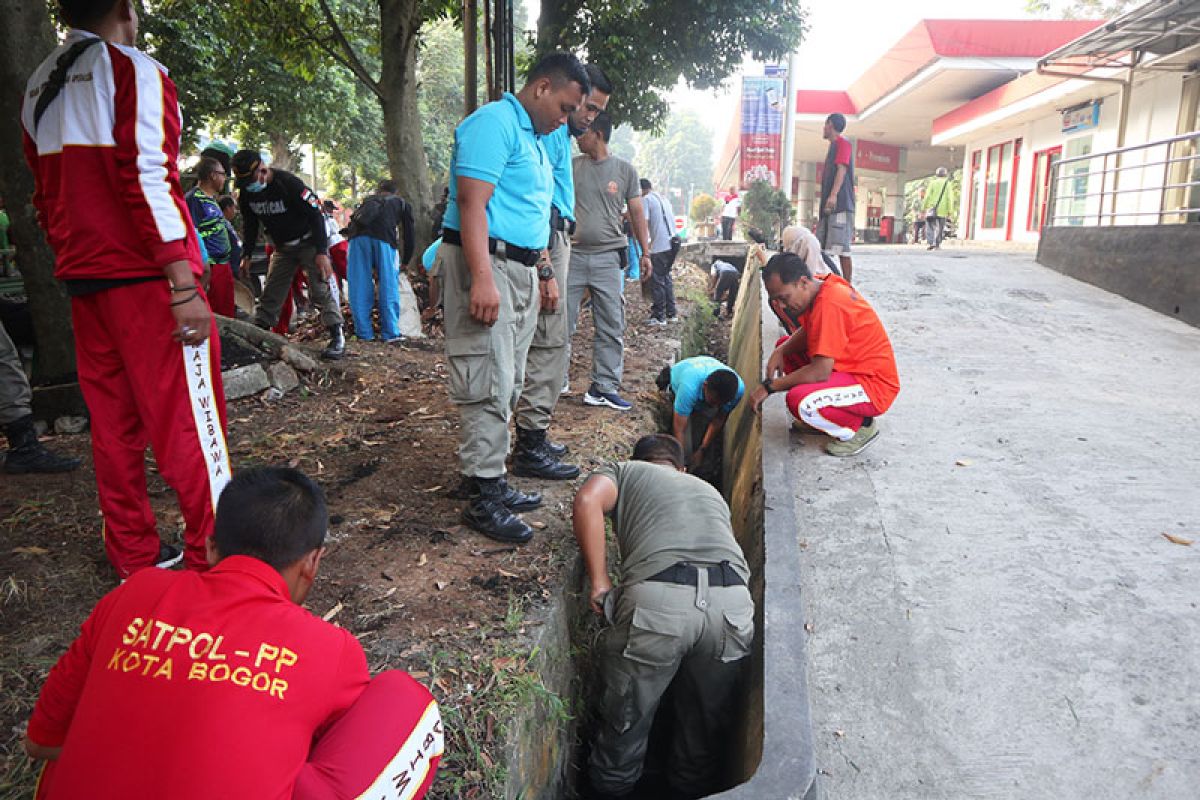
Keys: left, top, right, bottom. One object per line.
{"left": 649, "top": 251, "right": 677, "bottom": 320}
{"left": 714, "top": 271, "right": 739, "bottom": 315}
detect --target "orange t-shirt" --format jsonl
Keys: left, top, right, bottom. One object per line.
{"left": 800, "top": 275, "right": 900, "bottom": 412}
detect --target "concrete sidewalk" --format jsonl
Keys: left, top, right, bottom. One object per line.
{"left": 780, "top": 246, "right": 1200, "bottom": 799}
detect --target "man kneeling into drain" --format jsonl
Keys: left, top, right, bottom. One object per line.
{"left": 573, "top": 434, "right": 756, "bottom": 799}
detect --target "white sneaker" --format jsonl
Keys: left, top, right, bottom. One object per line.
{"left": 560, "top": 379, "right": 571, "bottom": 395}
{"left": 645, "top": 317, "right": 667, "bottom": 327}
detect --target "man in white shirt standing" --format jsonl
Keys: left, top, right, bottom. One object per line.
{"left": 719, "top": 187, "right": 741, "bottom": 240}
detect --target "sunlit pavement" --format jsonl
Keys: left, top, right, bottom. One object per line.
{"left": 775, "top": 244, "right": 1200, "bottom": 799}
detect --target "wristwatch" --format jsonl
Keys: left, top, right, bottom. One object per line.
{"left": 761, "top": 378, "right": 775, "bottom": 394}
{"left": 537, "top": 264, "right": 555, "bottom": 281}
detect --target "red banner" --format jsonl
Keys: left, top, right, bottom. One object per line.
{"left": 854, "top": 139, "right": 900, "bottom": 173}
{"left": 740, "top": 76, "right": 786, "bottom": 188}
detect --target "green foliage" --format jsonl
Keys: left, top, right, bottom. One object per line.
{"left": 1024, "top": 0, "right": 1135, "bottom": 17}
{"left": 633, "top": 109, "right": 713, "bottom": 197}
{"left": 903, "top": 170, "right": 963, "bottom": 223}
{"left": 141, "top": 0, "right": 377, "bottom": 166}
{"left": 690, "top": 192, "right": 720, "bottom": 223}
{"left": 609, "top": 124, "right": 637, "bottom": 161}
{"left": 538, "top": 0, "right": 807, "bottom": 131}
{"left": 740, "top": 180, "right": 792, "bottom": 243}
{"left": 418, "top": 16, "right": 487, "bottom": 189}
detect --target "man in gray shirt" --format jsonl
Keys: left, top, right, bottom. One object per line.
{"left": 566, "top": 112, "right": 651, "bottom": 411}
{"left": 640, "top": 178, "right": 677, "bottom": 325}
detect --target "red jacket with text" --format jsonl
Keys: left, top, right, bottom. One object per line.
{"left": 27, "top": 556, "right": 370, "bottom": 800}
{"left": 20, "top": 29, "right": 203, "bottom": 281}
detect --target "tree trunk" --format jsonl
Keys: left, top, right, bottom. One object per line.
{"left": 269, "top": 132, "right": 294, "bottom": 171}
{"left": 380, "top": 0, "right": 433, "bottom": 266}
{"left": 0, "top": 0, "right": 80, "bottom": 393}
{"left": 536, "top": 0, "right": 576, "bottom": 55}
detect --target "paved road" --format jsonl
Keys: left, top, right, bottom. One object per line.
{"left": 780, "top": 245, "right": 1200, "bottom": 799}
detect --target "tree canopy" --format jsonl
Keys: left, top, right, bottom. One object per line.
{"left": 537, "top": 0, "right": 807, "bottom": 131}
{"left": 1024, "top": 0, "right": 1135, "bottom": 17}
{"left": 633, "top": 109, "right": 715, "bottom": 197}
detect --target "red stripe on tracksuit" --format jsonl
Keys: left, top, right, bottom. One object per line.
{"left": 22, "top": 32, "right": 229, "bottom": 577}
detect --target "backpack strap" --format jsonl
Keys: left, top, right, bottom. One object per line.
{"left": 34, "top": 37, "right": 103, "bottom": 131}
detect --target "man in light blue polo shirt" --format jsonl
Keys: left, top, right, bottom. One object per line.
{"left": 440, "top": 53, "right": 590, "bottom": 544}
{"left": 512, "top": 63, "right": 615, "bottom": 483}
{"left": 656, "top": 356, "right": 745, "bottom": 469}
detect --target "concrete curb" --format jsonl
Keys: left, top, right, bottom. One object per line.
{"left": 712, "top": 263, "right": 819, "bottom": 800}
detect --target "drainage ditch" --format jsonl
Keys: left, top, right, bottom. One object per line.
{"left": 501, "top": 260, "right": 770, "bottom": 799}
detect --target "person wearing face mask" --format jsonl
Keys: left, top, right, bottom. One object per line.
{"left": 509, "top": 63, "right": 615, "bottom": 482}
{"left": 20, "top": 0, "right": 229, "bottom": 578}
{"left": 440, "top": 53, "right": 589, "bottom": 544}
{"left": 231, "top": 149, "right": 346, "bottom": 360}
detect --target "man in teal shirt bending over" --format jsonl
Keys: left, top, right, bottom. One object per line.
{"left": 656, "top": 356, "right": 744, "bottom": 469}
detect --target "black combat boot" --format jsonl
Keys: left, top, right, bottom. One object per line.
{"left": 512, "top": 427, "right": 580, "bottom": 480}
{"left": 449, "top": 475, "right": 542, "bottom": 511}
{"left": 462, "top": 477, "right": 533, "bottom": 543}
{"left": 543, "top": 437, "right": 569, "bottom": 458}
{"left": 3, "top": 415, "right": 82, "bottom": 474}
{"left": 496, "top": 477, "right": 542, "bottom": 512}
{"left": 322, "top": 324, "right": 346, "bottom": 360}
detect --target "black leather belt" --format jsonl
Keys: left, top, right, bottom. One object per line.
{"left": 646, "top": 561, "right": 746, "bottom": 588}
{"left": 550, "top": 207, "right": 576, "bottom": 234}
{"left": 441, "top": 228, "right": 540, "bottom": 267}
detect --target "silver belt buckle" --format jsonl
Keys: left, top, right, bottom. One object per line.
{"left": 495, "top": 241, "right": 509, "bottom": 261}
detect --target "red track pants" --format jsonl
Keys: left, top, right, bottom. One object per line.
{"left": 775, "top": 335, "right": 882, "bottom": 441}
{"left": 72, "top": 281, "right": 231, "bottom": 577}
{"left": 295, "top": 671, "right": 442, "bottom": 800}
{"left": 207, "top": 262, "right": 236, "bottom": 318}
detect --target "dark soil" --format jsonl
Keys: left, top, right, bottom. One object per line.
{"left": 0, "top": 263, "right": 718, "bottom": 799}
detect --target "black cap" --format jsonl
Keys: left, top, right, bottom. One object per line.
{"left": 231, "top": 149, "right": 263, "bottom": 189}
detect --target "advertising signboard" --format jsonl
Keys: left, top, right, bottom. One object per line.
{"left": 741, "top": 75, "right": 786, "bottom": 188}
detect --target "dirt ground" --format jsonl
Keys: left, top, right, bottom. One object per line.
{"left": 0, "top": 264, "right": 722, "bottom": 799}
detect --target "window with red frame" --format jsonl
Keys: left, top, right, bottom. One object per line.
{"left": 981, "top": 140, "right": 1015, "bottom": 229}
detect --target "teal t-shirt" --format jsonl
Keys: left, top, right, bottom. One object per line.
{"left": 544, "top": 124, "right": 575, "bottom": 221}
{"left": 670, "top": 356, "right": 744, "bottom": 416}
{"left": 441, "top": 93, "right": 553, "bottom": 250}
{"left": 421, "top": 238, "right": 440, "bottom": 273}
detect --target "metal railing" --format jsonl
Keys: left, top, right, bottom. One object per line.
{"left": 1046, "top": 130, "right": 1200, "bottom": 227}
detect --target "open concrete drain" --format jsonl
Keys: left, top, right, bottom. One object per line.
{"left": 500, "top": 258, "right": 816, "bottom": 799}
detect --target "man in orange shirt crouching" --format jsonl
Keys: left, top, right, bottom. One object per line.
{"left": 749, "top": 252, "right": 900, "bottom": 457}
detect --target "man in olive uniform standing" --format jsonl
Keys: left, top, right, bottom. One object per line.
{"left": 440, "top": 54, "right": 590, "bottom": 544}
{"left": 573, "top": 434, "right": 755, "bottom": 798}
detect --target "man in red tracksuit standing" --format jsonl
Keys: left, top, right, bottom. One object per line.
{"left": 21, "top": 0, "right": 231, "bottom": 577}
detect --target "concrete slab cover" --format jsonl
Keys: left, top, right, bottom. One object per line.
{"left": 782, "top": 246, "right": 1200, "bottom": 799}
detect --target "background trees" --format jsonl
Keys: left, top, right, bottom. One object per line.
{"left": 536, "top": 0, "right": 806, "bottom": 131}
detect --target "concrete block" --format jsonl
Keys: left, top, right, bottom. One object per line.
{"left": 222, "top": 363, "right": 270, "bottom": 400}
{"left": 267, "top": 361, "right": 300, "bottom": 393}
{"left": 280, "top": 344, "right": 319, "bottom": 373}
{"left": 54, "top": 415, "right": 89, "bottom": 434}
